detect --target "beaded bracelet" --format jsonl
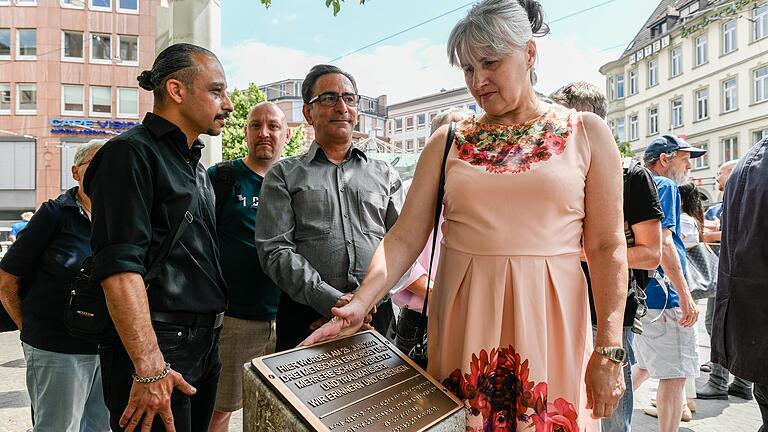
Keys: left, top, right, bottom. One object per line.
{"left": 132, "top": 363, "right": 171, "bottom": 383}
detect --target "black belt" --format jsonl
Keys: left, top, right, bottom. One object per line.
{"left": 151, "top": 311, "right": 224, "bottom": 329}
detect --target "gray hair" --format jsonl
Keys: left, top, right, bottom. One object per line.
{"left": 644, "top": 151, "right": 677, "bottom": 169}
{"left": 430, "top": 107, "right": 474, "bottom": 135}
{"left": 447, "top": 0, "right": 549, "bottom": 85}
{"left": 73, "top": 139, "right": 106, "bottom": 166}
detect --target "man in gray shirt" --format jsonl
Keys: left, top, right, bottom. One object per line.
{"left": 255, "top": 64, "right": 403, "bottom": 351}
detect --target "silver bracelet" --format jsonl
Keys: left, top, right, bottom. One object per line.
{"left": 132, "top": 363, "right": 171, "bottom": 383}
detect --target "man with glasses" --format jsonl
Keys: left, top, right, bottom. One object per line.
{"left": 255, "top": 64, "right": 403, "bottom": 350}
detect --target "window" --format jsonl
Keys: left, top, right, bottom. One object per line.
{"left": 90, "top": 86, "right": 111, "bottom": 116}
{"left": 90, "top": 33, "right": 111, "bottom": 63}
{"left": 61, "top": 0, "right": 85, "bottom": 8}
{"left": 754, "top": 3, "right": 768, "bottom": 41}
{"left": 0, "top": 83, "right": 10, "bottom": 114}
{"left": 692, "top": 143, "right": 709, "bottom": 169}
{"left": 671, "top": 98, "right": 683, "bottom": 128}
{"left": 117, "top": 88, "right": 139, "bottom": 118}
{"left": 118, "top": 35, "right": 138, "bottom": 65}
{"left": 405, "top": 117, "right": 414, "bottom": 131}
{"left": 395, "top": 118, "right": 402, "bottom": 132}
{"left": 721, "top": 137, "right": 739, "bottom": 162}
{"left": 16, "top": 83, "right": 36, "bottom": 114}
{"left": 0, "top": 29, "right": 10, "bottom": 59}
{"left": 629, "top": 114, "right": 638, "bottom": 141}
{"left": 608, "top": 76, "right": 615, "bottom": 100}
{"left": 753, "top": 128, "right": 768, "bottom": 144}
{"left": 61, "top": 85, "right": 84, "bottom": 115}
{"left": 695, "top": 88, "right": 709, "bottom": 120}
{"left": 647, "top": 59, "right": 658, "bottom": 87}
{"left": 723, "top": 78, "right": 737, "bottom": 112}
{"left": 418, "top": 137, "right": 426, "bottom": 150}
{"left": 755, "top": 67, "right": 768, "bottom": 103}
{"left": 616, "top": 74, "right": 625, "bottom": 99}
{"left": 62, "top": 31, "right": 84, "bottom": 60}
{"left": 670, "top": 47, "right": 682, "bottom": 77}
{"left": 17, "top": 29, "right": 36, "bottom": 59}
{"left": 695, "top": 35, "right": 708, "bottom": 66}
{"left": 615, "top": 118, "right": 626, "bottom": 142}
{"left": 117, "top": 0, "right": 137, "bottom": 12}
{"left": 722, "top": 20, "right": 737, "bottom": 55}
{"left": 0, "top": 140, "right": 36, "bottom": 190}
{"left": 405, "top": 140, "right": 413, "bottom": 151}
{"left": 417, "top": 113, "right": 426, "bottom": 128}
{"left": 15, "top": 0, "right": 36, "bottom": 5}
{"left": 628, "top": 69, "right": 638, "bottom": 95}
{"left": 428, "top": 111, "right": 437, "bottom": 123}
{"left": 90, "top": 0, "right": 110, "bottom": 10}
{"left": 648, "top": 107, "right": 659, "bottom": 135}
{"left": 651, "top": 21, "right": 667, "bottom": 38}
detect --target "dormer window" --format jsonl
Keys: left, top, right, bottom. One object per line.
{"left": 651, "top": 21, "right": 668, "bottom": 38}
{"left": 679, "top": 0, "right": 699, "bottom": 18}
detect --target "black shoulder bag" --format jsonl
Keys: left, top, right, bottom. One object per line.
{"left": 65, "top": 191, "right": 198, "bottom": 344}
{"left": 212, "top": 160, "right": 242, "bottom": 221}
{"left": 407, "top": 122, "right": 455, "bottom": 370}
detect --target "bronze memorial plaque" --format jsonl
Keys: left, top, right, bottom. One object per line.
{"left": 252, "top": 330, "right": 463, "bottom": 432}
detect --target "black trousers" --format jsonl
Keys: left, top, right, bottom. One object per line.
{"left": 756, "top": 383, "right": 768, "bottom": 432}
{"left": 275, "top": 291, "right": 395, "bottom": 352}
{"left": 99, "top": 322, "right": 222, "bottom": 432}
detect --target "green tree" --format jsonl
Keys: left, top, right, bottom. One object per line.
{"left": 259, "top": 0, "right": 366, "bottom": 16}
{"left": 614, "top": 134, "right": 633, "bottom": 157}
{"left": 283, "top": 124, "right": 306, "bottom": 158}
{"left": 222, "top": 83, "right": 267, "bottom": 161}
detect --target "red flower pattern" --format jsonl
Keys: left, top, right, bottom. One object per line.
{"left": 442, "top": 345, "right": 580, "bottom": 432}
{"left": 455, "top": 107, "right": 575, "bottom": 174}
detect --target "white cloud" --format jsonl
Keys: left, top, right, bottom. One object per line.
{"left": 269, "top": 14, "right": 297, "bottom": 25}
{"left": 221, "top": 37, "right": 623, "bottom": 104}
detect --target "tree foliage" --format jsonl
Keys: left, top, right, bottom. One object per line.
{"left": 221, "top": 83, "right": 307, "bottom": 161}
{"left": 259, "top": 0, "right": 366, "bottom": 16}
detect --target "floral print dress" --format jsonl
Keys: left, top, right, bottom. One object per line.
{"left": 428, "top": 105, "right": 599, "bottom": 431}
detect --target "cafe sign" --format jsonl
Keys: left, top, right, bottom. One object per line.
{"left": 50, "top": 118, "right": 140, "bottom": 136}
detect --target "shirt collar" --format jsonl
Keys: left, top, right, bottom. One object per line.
{"left": 142, "top": 112, "right": 205, "bottom": 154}
{"left": 59, "top": 187, "right": 81, "bottom": 209}
{"left": 303, "top": 141, "right": 368, "bottom": 164}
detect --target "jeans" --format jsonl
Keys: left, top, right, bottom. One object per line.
{"left": 755, "top": 383, "right": 768, "bottom": 432}
{"left": 705, "top": 298, "right": 753, "bottom": 391}
{"left": 395, "top": 307, "right": 427, "bottom": 355}
{"left": 22, "top": 343, "right": 110, "bottom": 432}
{"left": 593, "top": 326, "right": 635, "bottom": 432}
{"left": 99, "top": 321, "right": 222, "bottom": 432}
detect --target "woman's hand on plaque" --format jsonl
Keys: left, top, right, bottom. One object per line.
{"left": 300, "top": 299, "right": 370, "bottom": 346}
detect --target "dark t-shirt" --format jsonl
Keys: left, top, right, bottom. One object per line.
{"left": 208, "top": 159, "right": 280, "bottom": 321}
{"left": 585, "top": 161, "right": 663, "bottom": 327}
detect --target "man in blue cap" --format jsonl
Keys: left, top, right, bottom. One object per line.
{"left": 630, "top": 134, "right": 706, "bottom": 432}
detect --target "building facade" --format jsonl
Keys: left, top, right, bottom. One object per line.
{"left": 259, "top": 78, "right": 388, "bottom": 148}
{"left": 600, "top": 0, "right": 768, "bottom": 200}
{"left": 0, "top": 0, "right": 156, "bottom": 216}
{"left": 386, "top": 87, "right": 480, "bottom": 153}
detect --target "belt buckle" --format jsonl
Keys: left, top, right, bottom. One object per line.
{"left": 214, "top": 312, "right": 224, "bottom": 328}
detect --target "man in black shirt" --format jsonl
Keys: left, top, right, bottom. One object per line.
{"left": 551, "top": 82, "right": 663, "bottom": 432}
{"left": 84, "top": 43, "right": 232, "bottom": 432}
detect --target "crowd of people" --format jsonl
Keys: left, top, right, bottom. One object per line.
{"left": 0, "top": 0, "right": 766, "bottom": 431}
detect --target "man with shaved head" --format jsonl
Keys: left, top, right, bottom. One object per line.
{"left": 207, "top": 102, "right": 290, "bottom": 432}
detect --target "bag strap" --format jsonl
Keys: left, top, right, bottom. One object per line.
{"left": 413, "top": 122, "right": 455, "bottom": 338}
{"left": 213, "top": 160, "right": 237, "bottom": 221}
{"left": 144, "top": 183, "right": 199, "bottom": 284}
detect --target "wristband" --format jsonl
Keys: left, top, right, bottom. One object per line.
{"left": 132, "top": 363, "right": 171, "bottom": 383}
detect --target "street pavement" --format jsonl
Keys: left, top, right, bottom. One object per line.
{"left": 0, "top": 299, "right": 762, "bottom": 431}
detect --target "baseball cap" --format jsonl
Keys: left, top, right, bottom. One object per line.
{"left": 644, "top": 134, "right": 707, "bottom": 160}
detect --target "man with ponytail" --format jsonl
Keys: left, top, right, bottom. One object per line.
{"left": 84, "top": 43, "right": 233, "bottom": 432}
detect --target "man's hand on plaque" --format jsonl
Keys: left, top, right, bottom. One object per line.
{"left": 300, "top": 299, "right": 370, "bottom": 346}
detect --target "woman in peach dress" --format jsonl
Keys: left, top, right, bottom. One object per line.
{"left": 304, "top": 1, "right": 628, "bottom": 430}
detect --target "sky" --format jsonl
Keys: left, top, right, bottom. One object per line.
{"left": 220, "top": 0, "right": 660, "bottom": 104}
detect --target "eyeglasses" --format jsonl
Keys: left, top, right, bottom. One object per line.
{"left": 308, "top": 92, "right": 360, "bottom": 108}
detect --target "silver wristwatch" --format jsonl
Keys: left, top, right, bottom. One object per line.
{"left": 594, "top": 346, "right": 627, "bottom": 363}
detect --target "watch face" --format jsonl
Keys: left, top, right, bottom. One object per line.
{"left": 613, "top": 348, "right": 627, "bottom": 362}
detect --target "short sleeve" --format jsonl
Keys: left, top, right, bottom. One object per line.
{"left": 626, "top": 166, "right": 663, "bottom": 227}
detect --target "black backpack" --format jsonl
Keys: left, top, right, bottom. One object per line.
{"left": 211, "top": 160, "right": 243, "bottom": 221}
